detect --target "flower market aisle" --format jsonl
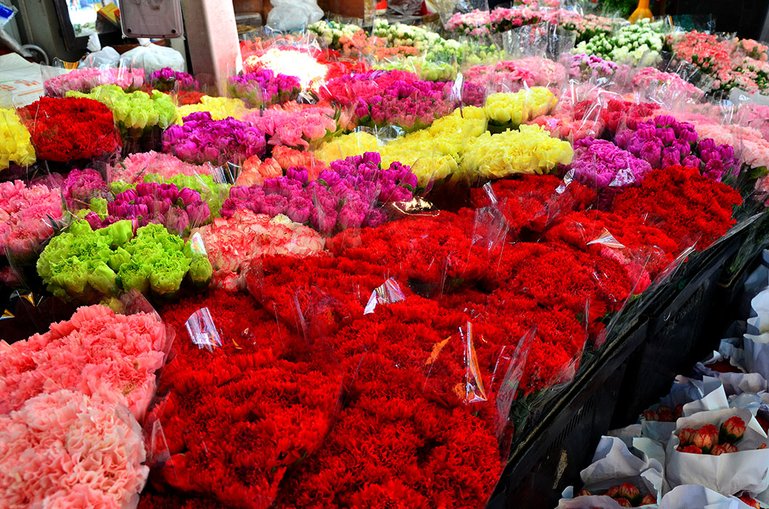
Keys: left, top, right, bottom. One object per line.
{"left": 3, "top": 7, "right": 769, "bottom": 509}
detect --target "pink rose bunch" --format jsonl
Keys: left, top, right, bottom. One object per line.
{"left": 0, "top": 389, "right": 148, "bottom": 508}
{"left": 737, "top": 103, "right": 769, "bottom": 141}
{"left": 44, "top": 67, "right": 145, "bottom": 97}
{"left": 514, "top": 56, "right": 568, "bottom": 89}
{"left": 632, "top": 67, "right": 705, "bottom": 104}
{"left": 0, "top": 180, "right": 64, "bottom": 262}
{"left": 192, "top": 209, "right": 325, "bottom": 291}
{"left": 0, "top": 305, "right": 166, "bottom": 420}
{"left": 109, "top": 150, "right": 217, "bottom": 184}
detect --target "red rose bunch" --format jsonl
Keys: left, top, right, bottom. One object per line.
{"left": 18, "top": 97, "right": 121, "bottom": 162}
{"left": 677, "top": 417, "right": 747, "bottom": 454}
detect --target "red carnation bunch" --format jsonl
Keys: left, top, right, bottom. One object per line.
{"left": 612, "top": 166, "right": 743, "bottom": 252}
{"left": 470, "top": 175, "right": 597, "bottom": 236}
{"left": 600, "top": 98, "right": 659, "bottom": 135}
{"left": 18, "top": 97, "right": 121, "bottom": 162}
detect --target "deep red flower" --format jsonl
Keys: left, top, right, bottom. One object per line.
{"left": 18, "top": 97, "right": 121, "bottom": 162}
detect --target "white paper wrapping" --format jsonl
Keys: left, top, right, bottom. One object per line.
{"left": 665, "top": 408, "right": 769, "bottom": 495}
{"left": 658, "top": 485, "right": 754, "bottom": 509}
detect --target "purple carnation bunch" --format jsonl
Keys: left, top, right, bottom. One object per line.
{"left": 85, "top": 182, "right": 210, "bottom": 236}
{"left": 148, "top": 68, "right": 200, "bottom": 92}
{"left": 221, "top": 152, "right": 418, "bottom": 235}
{"left": 571, "top": 138, "right": 652, "bottom": 189}
{"left": 567, "top": 53, "right": 618, "bottom": 82}
{"left": 356, "top": 79, "right": 455, "bottom": 131}
{"left": 615, "top": 115, "right": 738, "bottom": 181}
{"left": 162, "top": 112, "right": 267, "bottom": 166}
{"left": 62, "top": 169, "right": 110, "bottom": 211}
{"left": 227, "top": 69, "right": 301, "bottom": 108}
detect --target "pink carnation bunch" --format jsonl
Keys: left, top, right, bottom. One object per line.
{"left": 44, "top": 68, "right": 145, "bottom": 97}
{"left": 0, "top": 389, "right": 148, "bottom": 508}
{"left": 243, "top": 103, "right": 337, "bottom": 150}
{"left": 0, "top": 180, "right": 64, "bottom": 262}
{"left": 109, "top": 151, "right": 217, "bottom": 184}
{"left": 192, "top": 209, "right": 325, "bottom": 291}
{"left": 0, "top": 305, "right": 166, "bottom": 420}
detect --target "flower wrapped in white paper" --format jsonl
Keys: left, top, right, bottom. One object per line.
{"left": 665, "top": 408, "right": 769, "bottom": 495}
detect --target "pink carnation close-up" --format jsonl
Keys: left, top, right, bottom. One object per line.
{"left": 0, "top": 305, "right": 166, "bottom": 420}
{"left": 0, "top": 390, "right": 148, "bottom": 508}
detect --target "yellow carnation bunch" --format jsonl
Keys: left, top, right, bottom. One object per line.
{"left": 0, "top": 108, "right": 36, "bottom": 170}
{"left": 461, "top": 124, "right": 573, "bottom": 179}
{"left": 314, "top": 131, "right": 380, "bottom": 163}
{"left": 380, "top": 107, "right": 488, "bottom": 184}
{"left": 177, "top": 96, "right": 249, "bottom": 121}
{"left": 483, "top": 87, "right": 558, "bottom": 126}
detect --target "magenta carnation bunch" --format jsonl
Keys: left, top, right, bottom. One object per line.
{"left": 227, "top": 69, "right": 301, "bottom": 108}
{"left": 221, "top": 152, "right": 418, "bottom": 234}
{"left": 162, "top": 112, "right": 267, "bottom": 166}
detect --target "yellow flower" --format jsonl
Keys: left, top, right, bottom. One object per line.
{"left": 0, "top": 108, "right": 36, "bottom": 170}
{"left": 461, "top": 124, "right": 573, "bottom": 179}
{"left": 314, "top": 131, "right": 380, "bottom": 163}
{"left": 483, "top": 87, "right": 558, "bottom": 126}
{"left": 177, "top": 96, "right": 249, "bottom": 122}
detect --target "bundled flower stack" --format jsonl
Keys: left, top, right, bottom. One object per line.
{"left": 44, "top": 67, "right": 145, "bottom": 97}
{"left": 4, "top": 9, "right": 769, "bottom": 509}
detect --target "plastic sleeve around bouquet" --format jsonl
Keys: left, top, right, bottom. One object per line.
{"left": 43, "top": 67, "right": 145, "bottom": 97}
{"left": 502, "top": 22, "right": 576, "bottom": 63}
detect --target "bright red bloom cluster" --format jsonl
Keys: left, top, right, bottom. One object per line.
{"left": 612, "top": 166, "right": 743, "bottom": 251}
{"left": 18, "top": 97, "right": 121, "bottom": 162}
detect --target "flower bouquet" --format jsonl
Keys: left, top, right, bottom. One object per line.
{"left": 612, "top": 166, "right": 742, "bottom": 252}
{"left": 176, "top": 95, "right": 249, "bottom": 120}
{"left": 0, "top": 390, "right": 149, "bottom": 508}
{"left": 147, "top": 67, "right": 199, "bottom": 93}
{"left": 238, "top": 146, "right": 329, "bottom": 187}
{"left": 221, "top": 152, "right": 417, "bottom": 235}
{"left": 242, "top": 103, "right": 337, "bottom": 150}
{"left": 17, "top": 97, "right": 121, "bottom": 164}
{"left": 615, "top": 115, "right": 738, "bottom": 181}
{"left": 666, "top": 409, "right": 769, "bottom": 494}
{"left": 574, "top": 19, "right": 664, "bottom": 66}
{"left": 36, "top": 220, "right": 212, "bottom": 301}
{"left": 162, "top": 111, "right": 266, "bottom": 166}
{"left": 461, "top": 124, "right": 574, "bottom": 180}
{"left": 315, "top": 131, "right": 381, "bottom": 164}
{"left": 44, "top": 67, "right": 145, "bottom": 97}
{"left": 227, "top": 69, "right": 301, "bottom": 108}
{"left": 568, "top": 137, "right": 652, "bottom": 204}
{"left": 0, "top": 180, "right": 64, "bottom": 286}
{"left": 0, "top": 304, "right": 166, "bottom": 418}
{"left": 84, "top": 182, "right": 212, "bottom": 236}
{"left": 0, "top": 108, "right": 35, "bottom": 170}
{"left": 483, "top": 87, "right": 559, "bottom": 132}
{"left": 67, "top": 85, "right": 177, "bottom": 155}
{"left": 379, "top": 106, "right": 488, "bottom": 185}
{"left": 191, "top": 209, "right": 325, "bottom": 291}
{"left": 147, "top": 288, "right": 344, "bottom": 508}
{"left": 108, "top": 150, "right": 217, "bottom": 184}
{"left": 110, "top": 172, "right": 229, "bottom": 218}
